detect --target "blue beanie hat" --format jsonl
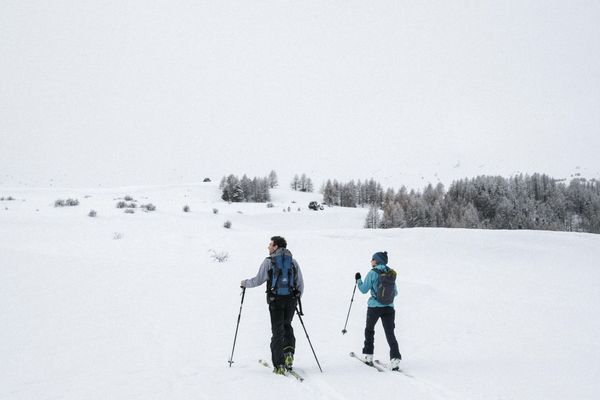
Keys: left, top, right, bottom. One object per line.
{"left": 372, "top": 251, "right": 388, "bottom": 265}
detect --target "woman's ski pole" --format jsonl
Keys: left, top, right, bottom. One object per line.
{"left": 341, "top": 283, "right": 357, "bottom": 334}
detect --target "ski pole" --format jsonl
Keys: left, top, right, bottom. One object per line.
{"left": 295, "top": 298, "right": 323, "bottom": 372}
{"left": 228, "top": 287, "right": 246, "bottom": 367}
{"left": 341, "top": 283, "right": 357, "bottom": 334}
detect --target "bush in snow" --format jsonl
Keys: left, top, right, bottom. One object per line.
{"left": 223, "top": 220, "right": 232, "bottom": 229}
{"left": 1, "top": 196, "right": 15, "bottom": 201}
{"left": 266, "top": 203, "right": 274, "bottom": 208}
{"left": 209, "top": 249, "right": 229, "bottom": 263}
{"left": 203, "top": 177, "right": 211, "bottom": 182}
{"left": 54, "top": 198, "right": 79, "bottom": 207}
{"left": 183, "top": 205, "right": 190, "bottom": 212}
{"left": 141, "top": 203, "right": 156, "bottom": 212}
{"left": 124, "top": 209, "right": 135, "bottom": 214}
{"left": 113, "top": 232, "right": 123, "bottom": 240}
{"left": 116, "top": 200, "right": 137, "bottom": 209}
{"left": 213, "top": 208, "right": 219, "bottom": 214}
{"left": 124, "top": 195, "right": 134, "bottom": 201}
{"left": 88, "top": 210, "right": 97, "bottom": 217}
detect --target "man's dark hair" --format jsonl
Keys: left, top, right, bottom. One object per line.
{"left": 271, "top": 236, "right": 287, "bottom": 248}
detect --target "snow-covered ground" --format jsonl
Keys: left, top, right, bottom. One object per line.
{"left": 1, "top": 183, "right": 599, "bottom": 400}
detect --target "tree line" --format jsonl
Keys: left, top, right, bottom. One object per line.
{"left": 219, "top": 174, "right": 273, "bottom": 203}
{"left": 217, "top": 171, "right": 599, "bottom": 234}
{"left": 382, "top": 175, "right": 598, "bottom": 233}
{"left": 322, "top": 174, "right": 599, "bottom": 234}
{"left": 220, "top": 171, "right": 315, "bottom": 202}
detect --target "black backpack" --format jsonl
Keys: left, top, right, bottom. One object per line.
{"left": 375, "top": 267, "right": 397, "bottom": 304}
{"left": 266, "top": 249, "right": 297, "bottom": 303}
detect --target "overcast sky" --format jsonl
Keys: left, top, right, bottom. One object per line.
{"left": 1, "top": 1, "right": 599, "bottom": 189}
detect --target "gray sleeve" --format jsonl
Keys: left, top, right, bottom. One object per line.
{"left": 242, "top": 258, "right": 271, "bottom": 288}
{"left": 294, "top": 259, "right": 304, "bottom": 297}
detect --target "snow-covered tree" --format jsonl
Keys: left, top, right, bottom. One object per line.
{"left": 364, "top": 204, "right": 381, "bottom": 229}
{"left": 268, "top": 170, "right": 278, "bottom": 188}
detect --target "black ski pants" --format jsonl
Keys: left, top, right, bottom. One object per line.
{"left": 269, "top": 296, "right": 297, "bottom": 367}
{"left": 362, "top": 306, "right": 401, "bottom": 360}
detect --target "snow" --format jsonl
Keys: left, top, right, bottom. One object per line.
{"left": 1, "top": 184, "right": 600, "bottom": 400}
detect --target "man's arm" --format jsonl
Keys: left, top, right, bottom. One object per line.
{"left": 241, "top": 258, "right": 271, "bottom": 288}
{"left": 294, "top": 259, "right": 304, "bottom": 297}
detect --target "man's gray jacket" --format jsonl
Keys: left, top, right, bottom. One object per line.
{"left": 242, "top": 248, "right": 304, "bottom": 297}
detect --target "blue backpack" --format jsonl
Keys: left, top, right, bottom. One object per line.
{"left": 267, "top": 249, "right": 297, "bottom": 301}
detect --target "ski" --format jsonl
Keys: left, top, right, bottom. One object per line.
{"left": 349, "top": 352, "right": 386, "bottom": 372}
{"left": 258, "top": 359, "right": 305, "bottom": 382}
{"left": 286, "top": 369, "right": 305, "bottom": 382}
{"left": 374, "top": 360, "right": 414, "bottom": 378}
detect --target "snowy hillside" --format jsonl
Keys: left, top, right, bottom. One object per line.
{"left": 1, "top": 184, "right": 599, "bottom": 400}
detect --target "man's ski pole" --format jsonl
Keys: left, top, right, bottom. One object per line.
{"left": 228, "top": 287, "right": 246, "bottom": 367}
{"left": 296, "top": 298, "right": 323, "bottom": 372}
{"left": 341, "top": 283, "right": 357, "bottom": 334}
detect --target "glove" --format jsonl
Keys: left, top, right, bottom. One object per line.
{"left": 355, "top": 272, "right": 361, "bottom": 281}
{"left": 240, "top": 280, "right": 246, "bottom": 288}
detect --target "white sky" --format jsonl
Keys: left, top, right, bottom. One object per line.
{"left": 1, "top": 1, "right": 599, "bottom": 189}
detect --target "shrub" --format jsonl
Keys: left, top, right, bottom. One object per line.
{"left": 183, "top": 205, "right": 190, "bottom": 212}
{"left": 213, "top": 208, "right": 219, "bottom": 214}
{"left": 55, "top": 198, "right": 79, "bottom": 207}
{"left": 266, "top": 203, "right": 274, "bottom": 208}
{"left": 223, "top": 220, "right": 232, "bottom": 229}
{"left": 124, "top": 195, "right": 134, "bottom": 201}
{"left": 88, "top": 210, "right": 97, "bottom": 217}
{"left": 113, "top": 232, "right": 123, "bottom": 240}
{"left": 203, "top": 177, "right": 211, "bottom": 182}
{"left": 141, "top": 203, "right": 156, "bottom": 212}
{"left": 124, "top": 209, "right": 135, "bottom": 214}
{"left": 209, "top": 249, "right": 229, "bottom": 263}
{"left": 117, "top": 201, "right": 137, "bottom": 209}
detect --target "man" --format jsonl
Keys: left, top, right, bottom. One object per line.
{"left": 355, "top": 251, "right": 402, "bottom": 370}
{"left": 241, "top": 236, "right": 304, "bottom": 374}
